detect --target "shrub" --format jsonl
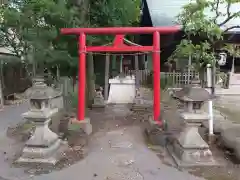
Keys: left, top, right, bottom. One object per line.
{"left": 144, "top": 71, "right": 174, "bottom": 90}
{"left": 70, "top": 91, "right": 78, "bottom": 108}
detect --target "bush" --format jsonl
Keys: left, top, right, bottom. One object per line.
{"left": 144, "top": 71, "right": 174, "bottom": 90}
{"left": 70, "top": 91, "right": 78, "bottom": 108}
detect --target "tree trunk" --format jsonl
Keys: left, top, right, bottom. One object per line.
{"left": 104, "top": 54, "right": 110, "bottom": 100}
{"left": 77, "top": 0, "right": 96, "bottom": 106}
{"left": 0, "top": 60, "right": 4, "bottom": 109}
{"left": 134, "top": 55, "right": 140, "bottom": 88}
{"left": 86, "top": 54, "right": 95, "bottom": 106}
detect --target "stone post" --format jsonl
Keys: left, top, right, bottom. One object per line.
{"left": 206, "top": 64, "right": 214, "bottom": 142}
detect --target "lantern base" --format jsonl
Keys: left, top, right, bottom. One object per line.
{"left": 168, "top": 121, "right": 217, "bottom": 167}
{"left": 16, "top": 140, "right": 68, "bottom": 165}
{"left": 92, "top": 92, "right": 106, "bottom": 108}
{"left": 131, "top": 88, "right": 151, "bottom": 111}
{"left": 91, "top": 101, "right": 106, "bottom": 108}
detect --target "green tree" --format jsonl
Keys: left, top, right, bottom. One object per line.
{"left": 0, "top": 0, "right": 140, "bottom": 105}
{"left": 0, "top": 0, "right": 82, "bottom": 76}
{"left": 171, "top": 0, "right": 240, "bottom": 71}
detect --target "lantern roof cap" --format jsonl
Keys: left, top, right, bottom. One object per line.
{"left": 174, "top": 77, "right": 213, "bottom": 102}
{"left": 25, "top": 77, "right": 61, "bottom": 100}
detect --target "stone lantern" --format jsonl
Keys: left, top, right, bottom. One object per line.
{"left": 17, "top": 77, "right": 66, "bottom": 165}
{"left": 169, "top": 78, "right": 216, "bottom": 166}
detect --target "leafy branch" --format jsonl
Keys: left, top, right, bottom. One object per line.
{"left": 171, "top": 0, "right": 240, "bottom": 70}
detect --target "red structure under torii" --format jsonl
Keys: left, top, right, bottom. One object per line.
{"left": 61, "top": 27, "right": 180, "bottom": 125}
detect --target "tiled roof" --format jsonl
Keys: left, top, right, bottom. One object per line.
{"left": 146, "top": 0, "right": 240, "bottom": 32}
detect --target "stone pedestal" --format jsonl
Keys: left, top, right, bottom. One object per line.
{"left": 92, "top": 91, "right": 106, "bottom": 108}
{"left": 17, "top": 109, "right": 67, "bottom": 165}
{"left": 168, "top": 112, "right": 216, "bottom": 167}
{"left": 16, "top": 78, "right": 67, "bottom": 165}
{"left": 107, "top": 76, "right": 135, "bottom": 104}
{"left": 131, "top": 88, "right": 150, "bottom": 111}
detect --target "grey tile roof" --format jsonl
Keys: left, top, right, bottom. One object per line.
{"left": 146, "top": 0, "right": 240, "bottom": 32}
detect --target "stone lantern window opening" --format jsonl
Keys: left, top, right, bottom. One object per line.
{"left": 30, "top": 99, "right": 50, "bottom": 111}
{"left": 30, "top": 99, "right": 42, "bottom": 110}
{"left": 184, "top": 101, "right": 204, "bottom": 113}
{"left": 193, "top": 102, "right": 203, "bottom": 110}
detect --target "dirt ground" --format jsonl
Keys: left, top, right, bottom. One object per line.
{"left": 5, "top": 89, "right": 240, "bottom": 179}
{"left": 6, "top": 104, "right": 152, "bottom": 176}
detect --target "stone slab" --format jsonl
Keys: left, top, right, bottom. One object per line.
{"left": 131, "top": 104, "right": 151, "bottom": 112}
{"left": 22, "top": 139, "right": 61, "bottom": 159}
{"left": 68, "top": 117, "right": 92, "bottom": 135}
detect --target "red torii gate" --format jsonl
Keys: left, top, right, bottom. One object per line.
{"left": 61, "top": 27, "right": 180, "bottom": 125}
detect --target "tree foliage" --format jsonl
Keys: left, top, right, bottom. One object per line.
{"left": 0, "top": 0, "right": 83, "bottom": 77}
{"left": 0, "top": 0, "right": 140, "bottom": 75}
{"left": 171, "top": 0, "right": 240, "bottom": 70}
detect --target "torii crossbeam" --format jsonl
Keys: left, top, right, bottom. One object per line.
{"left": 61, "top": 26, "right": 180, "bottom": 125}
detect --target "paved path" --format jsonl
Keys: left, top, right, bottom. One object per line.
{"left": 34, "top": 126, "right": 204, "bottom": 180}
{"left": 0, "top": 103, "right": 30, "bottom": 180}
{"left": 0, "top": 103, "right": 29, "bottom": 134}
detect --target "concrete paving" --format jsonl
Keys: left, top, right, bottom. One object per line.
{"left": 0, "top": 103, "right": 30, "bottom": 180}
{"left": 0, "top": 103, "right": 205, "bottom": 180}
{"left": 33, "top": 127, "right": 205, "bottom": 180}
{"left": 0, "top": 103, "right": 29, "bottom": 134}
